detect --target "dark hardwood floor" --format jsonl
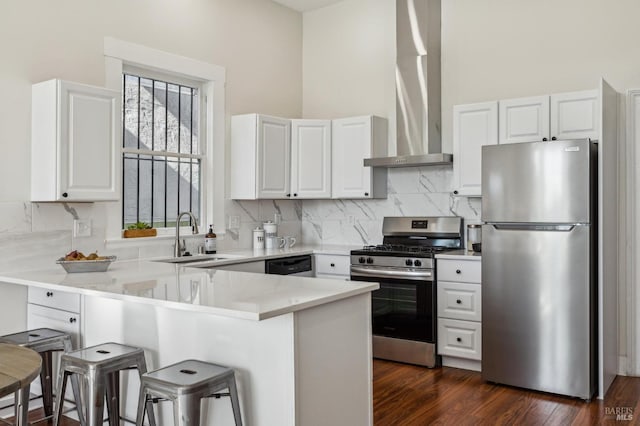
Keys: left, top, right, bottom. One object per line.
{"left": 12, "top": 362, "right": 640, "bottom": 425}
{"left": 373, "top": 359, "right": 640, "bottom": 425}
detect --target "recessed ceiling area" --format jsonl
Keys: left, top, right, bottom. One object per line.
{"left": 271, "top": 0, "right": 343, "bottom": 12}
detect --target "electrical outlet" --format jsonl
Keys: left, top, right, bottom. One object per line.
{"left": 347, "top": 215, "right": 355, "bottom": 224}
{"left": 73, "top": 219, "right": 92, "bottom": 237}
{"left": 229, "top": 215, "right": 240, "bottom": 229}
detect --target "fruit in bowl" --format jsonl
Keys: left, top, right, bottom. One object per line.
{"left": 57, "top": 250, "right": 116, "bottom": 273}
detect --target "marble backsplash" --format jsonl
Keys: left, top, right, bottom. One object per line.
{"left": 0, "top": 166, "right": 474, "bottom": 272}
{"left": 301, "top": 166, "right": 482, "bottom": 246}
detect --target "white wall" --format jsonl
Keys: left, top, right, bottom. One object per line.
{"left": 0, "top": 0, "right": 302, "bottom": 202}
{"left": 303, "top": 0, "right": 640, "bottom": 152}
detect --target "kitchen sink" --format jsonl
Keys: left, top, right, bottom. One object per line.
{"left": 152, "top": 253, "right": 245, "bottom": 264}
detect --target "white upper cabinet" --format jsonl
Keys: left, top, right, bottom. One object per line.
{"left": 291, "top": 119, "right": 332, "bottom": 199}
{"left": 499, "top": 95, "right": 549, "bottom": 144}
{"left": 230, "top": 114, "right": 291, "bottom": 200}
{"left": 31, "top": 79, "right": 120, "bottom": 202}
{"left": 550, "top": 90, "right": 599, "bottom": 141}
{"left": 332, "top": 116, "right": 387, "bottom": 199}
{"left": 453, "top": 102, "right": 498, "bottom": 197}
{"left": 257, "top": 115, "right": 291, "bottom": 199}
{"left": 499, "top": 90, "right": 599, "bottom": 144}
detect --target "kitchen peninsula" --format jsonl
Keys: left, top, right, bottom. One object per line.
{"left": 0, "top": 260, "right": 378, "bottom": 426}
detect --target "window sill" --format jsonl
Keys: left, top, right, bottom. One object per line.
{"left": 105, "top": 232, "right": 222, "bottom": 249}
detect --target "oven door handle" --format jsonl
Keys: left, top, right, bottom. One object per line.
{"left": 350, "top": 266, "right": 432, "bottom": 281}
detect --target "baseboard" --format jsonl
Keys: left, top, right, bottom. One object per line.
{"left": 441, "top": 356, "right": 481, "bottom": 372}
{"left": 618, "top": 355, "right": 628, "bottom": 376}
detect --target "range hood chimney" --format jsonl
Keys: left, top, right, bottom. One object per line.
{"left": 364, "top": 0, "right": 451, "bottom": 168}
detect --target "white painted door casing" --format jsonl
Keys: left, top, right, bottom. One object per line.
{"left": 453, "top": 102, "right": 498, "bottom": 197}
{"left": 291, "top": 120, "right": 332, "bottom": 199}
{"left": 31, "top": 79, "right": 120, "bottom": 202}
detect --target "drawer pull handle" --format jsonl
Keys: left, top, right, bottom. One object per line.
{"left": 456, "top": 269, "right": 461, "bottom": 274}
{"left": 456, "top": 299, "right": 462, "bottom": 304}
{"left": 69, "top": 318, "right": 77, "bottom": 323}
{"left": 330, "top": 263, "right": 335, "bottom": 267}
{"left": 46, "top": 291, "right": 53, "bottom": 297}
{"left": 456, "top": 337, "right": 462, "bottom": 343}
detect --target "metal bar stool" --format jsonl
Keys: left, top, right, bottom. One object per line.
{"left": 135, "top": 359, "right": 242, "bottom": 426}
{"left": 0, "top": 328, "right": 84, "bottom": 425}
{"left": 52, "top": 342, "right": 156, "bottom": 426}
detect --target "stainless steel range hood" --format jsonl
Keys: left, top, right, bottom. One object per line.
{"left": 364, "top": 0, "right": 451, "bottom": 168}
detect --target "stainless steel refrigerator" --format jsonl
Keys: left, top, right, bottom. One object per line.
{"left": 481, "top": 139, "right": 597, "bottom": 399}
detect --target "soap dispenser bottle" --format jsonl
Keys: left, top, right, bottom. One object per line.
{"left": 205, "top": 224, "right": 217, "bottom": 254}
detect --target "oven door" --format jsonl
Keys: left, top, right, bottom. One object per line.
{"left": 350, "top": 265, "right": 434, "bottom": 343}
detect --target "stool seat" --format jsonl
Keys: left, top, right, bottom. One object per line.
{"left": 143, "top": 360, "right": 234, "bottom": 395}
{"left": 136, "top": 359, "right": 242, "bottom": 426}
{"left": 54, "top": 342, "right": 156, "bottom": 426}
{"left": 0, "top": 329, "right": 83, "bottom": 425}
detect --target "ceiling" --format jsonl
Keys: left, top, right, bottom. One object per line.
{"left": 271, "top": 0, "right": 343, "bottom": 12}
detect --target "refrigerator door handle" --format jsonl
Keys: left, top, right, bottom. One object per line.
{"left": 491, "top": 224, "right": 577, "bottom": 232}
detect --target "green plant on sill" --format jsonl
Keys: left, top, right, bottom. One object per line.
{"left": 127, "top": 222, "right": 153, "bottom": 230}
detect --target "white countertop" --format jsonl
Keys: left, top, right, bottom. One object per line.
{"left": 0, "top": 256, "right": 377, "bottom": 321}
{"left": 435, "top": 249, "right": 482, "bottom": 261}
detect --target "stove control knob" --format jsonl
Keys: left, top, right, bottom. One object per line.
{"left": 414, "top": 259, "right": 422, "bottom": 267}
{"left": 358, "top": 257, "right": 366, "bottom": 264}
{"left": 366, "top": 257, "right": 374, "bottom": 264}
{"left": 405, "top": 259, "right": 413, "bottom": 266}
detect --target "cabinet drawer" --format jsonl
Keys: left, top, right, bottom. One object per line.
{"left": 438, "top": 318, "right": 481, "bottom": 360}
{"left": 437, "top": 281, "right": 481, "bottom": 321}
{"left": 27, "top": 304, "right": 81, "bottom": 348}
{"left": 437, "top": 259, "right": 481, "bottom": 283}
{"left": 28, "top": 287, "right": 80, "bottom": 313}
{"left": 315, "top": 254, "right": 350, "bottom": 276}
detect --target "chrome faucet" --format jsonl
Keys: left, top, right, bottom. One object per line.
{"left": 174, "top": 211, "right": 200, "bottom": 257}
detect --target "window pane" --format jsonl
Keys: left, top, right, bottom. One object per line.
{"left": 139, "top": 78, "right": 153, "bottom": 150}
{"left": 167, "top": 84, "right": 179, "bottom": 154}
{"left": 154, "top": 81, "right": 167, "bottom": 151}
{"left": 122, "top": 73, "right": 202, "bottom": 230}
{"left": 180, "top": 86, "right": 192, "bottom": 154}
{"left": 123, "top": 155, "right": 139, "bottom": 227}
{"left": 123, "top": 75, "right": 139, "bottom": 149}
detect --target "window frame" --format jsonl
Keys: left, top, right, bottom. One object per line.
{"left": 103, "top": 37, "right": 226, "bottom": 241}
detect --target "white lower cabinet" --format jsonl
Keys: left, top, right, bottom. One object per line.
{"left": 27, "top": 287, "right": 82, "bottom": 410}
{"left": 314, "top": 254, "right": 350, "bottom": 280}
{"left": 437, "top": 257, "right": 481, "bottom": 371}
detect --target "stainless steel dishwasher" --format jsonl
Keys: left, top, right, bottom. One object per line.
{"left": 265, "top": 255, "right": 313, "bottom": 276}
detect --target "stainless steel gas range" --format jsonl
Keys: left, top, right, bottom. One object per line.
{"left": 349, "top": 217, "right": 464, "bottom": 367}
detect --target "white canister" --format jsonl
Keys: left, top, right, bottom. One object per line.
{"left": 253, "top": 228, "right": 265, "bottom": 249}
{"left": 263, "top": 221, "right": 278, "bottom": 249}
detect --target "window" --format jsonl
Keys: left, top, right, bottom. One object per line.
{"left": 103, "top": 37, "right": 226, "bottom": 241}
{"left": 121, "top": 70, "right": 205, "bottom": 230}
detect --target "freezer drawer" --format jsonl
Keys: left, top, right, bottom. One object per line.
{"left": 481, "top": 223, "right": 596, "bottom": 399}
{"left": 482, "top": 139, "right": 596, "bottom": 223}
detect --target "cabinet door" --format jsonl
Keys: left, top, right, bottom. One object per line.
{"left": 332, "top": 116, "right": 373, "bottom": 198}
{"left": 59, "top": 81, "right": 120, "bottom": 201}
{"left": 499, "top": 95, "right": 549, "bottom": 144}
{"left": 291, "top": 120, "right": 332, "bottom": 199}
{"left": 453, "top": 102, "right": 498, "bottom": 197}
{"left": 550, "top": 90, "right": 599, "bottom": 141}
{"left": 257, "top": 115, "right": 291, "bottom": 199}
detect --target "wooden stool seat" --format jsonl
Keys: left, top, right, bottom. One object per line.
{"left": 0, "top": 343, "right": 42, "bottom": 426}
